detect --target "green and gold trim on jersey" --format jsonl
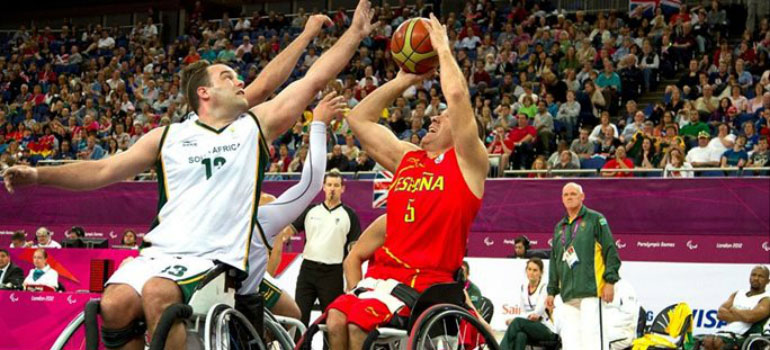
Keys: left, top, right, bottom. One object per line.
{"left": 194, "top": 119, "right": 232, "bottom": 134}
{"left": 242, "top": 110, "right": 271, "bottom": 271}
{"left": 150, "top": 125, "right": 172, "bottom": 230}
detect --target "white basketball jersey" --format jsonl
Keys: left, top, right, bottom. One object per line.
{"left": 142, "top": 112, "right": 270, "bottom": 272}
{"left": 721, "top": 289, "right": 769, "bottom": 335}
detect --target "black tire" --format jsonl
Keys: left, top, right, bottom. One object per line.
{"left": 408, "top": 304, "right": 499, "bottom": 350}
{"left": 742, "top": 337, "right": 770, "bottom": 350}
{"left": 263, "top": 310, "right": 294, "bottom": 350}
{"left": 207, "top": 304, "right": 266, "bottom": 350}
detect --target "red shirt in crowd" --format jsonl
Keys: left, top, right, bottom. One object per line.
{"left": 505, "top": 125, "right": 536, "bottom": 148}
{"left": 602, "top": 158, "right": 635, "bottom": 177}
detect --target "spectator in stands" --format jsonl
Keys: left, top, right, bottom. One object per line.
{"left": 621, "top": 112, "right": 646, "bottom": 144}
{"left": 720, "top": 135, "right": 749, "bottom": 168}
{"left": 748, "top": 137, "right": 770, "bottom": 169}
{"left": 687, "top": 131, "right": 721, "bottom": 168}
{"left": 22, "top": 249, "right": 59, "bottom": 292}
{"left": 500, "top": 257, "right": 557, "bottom": 350}
{"left": 597, "top": 125, "right": 620, "bottom": 158}
{"left": 488, "top": 125, "right": 512, "bottom": 173}
{"left": 698, "top": 266, "right": 770, "bottom": 350}
{"left": 596, "top": 59, "right": 621, "bottom": 93}
{"left": 548, "top": 141, "right": 580, "bottom": 169}
{"left": 462, "top": 261, "right": 484, "bottom": 310}
{"left": 341, "top": 134, "right": 360, "bottom": 161}
{"left": 708, "top": 123, "right": 736, "bottom": 159}
{"left": 399, "top": 116, "right": 427, "bottom": 141}
{"left": 743, "top": 122, "right": 761, "bottom": 153}
{"left": 571, "top": 128, "right": 596, "bottom": 160}
{"left": 663, "top": 147, "right": 694, "bottom": 178}
{"left": 121, "top": 229, "right": 138, "bottom": 249}
{"left": 602, "top": 145, "right": 635, "bottom": 177}
{"left": 557, "top": 90, "right": 580, "bottom": 140}
{"left": 351, "top": 151, "right": 375, "bottom": 172}
{"left": 589, "top": 112, "right": 618, "bottom": 144}
{"left": 634, "top": 137, "right": 660, "bottom": 172}
{"left": 529, "top": 156, "right": 549, "bottom": 179}
{"left": 696, "top": 85, "right": 719, "bottom": 119}
{"left": 34, "top": 227, "right": 61, "bottom": 248}
{"left": 0, "top": 249, "right": 24, "bottom": 290}
{"left": 534, "top": 100, "right": 554, "bottom": 155}
{"left": 10, "top": 231, "right": 32, "bottom": 248}
{"left": 552, "top": 150, "right": 580, "bottom": 177}
{"left": 508, "top": 114, "right": 536, "bottom": 170}
{"left": 327, "top": 145, "right": 351, "bottom": 172}
{"left": 680, "top": 112, "right": 711, "bottom": 143}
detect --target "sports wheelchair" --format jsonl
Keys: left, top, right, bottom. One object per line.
{"left": 295, "top": 282, "right": 499, "bottom": 350}
{"left": 51, "top": 263, "right": 304, "bottom": 350}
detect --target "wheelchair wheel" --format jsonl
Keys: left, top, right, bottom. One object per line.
{"left": 408, "top": 304, "right": 499, "bottom": 350}
{"left": 51, "top": 312, "right": 86, "bottom": 350}
{"left": 205, "top": 303, "right": 266, "bottom": 350}
{"left": 262, "top": 310, "right": 294, "bottom": 350}
{"left": 742, "top": 336, "right": 770, "bottom": 350}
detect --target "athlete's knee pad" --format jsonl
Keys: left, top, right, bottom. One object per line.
{"left": 101, "top": 320, "right": 146, "bottom": 348}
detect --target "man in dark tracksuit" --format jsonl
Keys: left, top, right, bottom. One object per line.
{"left": 546, "top": 182, "right": 621, "bottom": 350}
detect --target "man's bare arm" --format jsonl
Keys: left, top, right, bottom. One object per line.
{"left": 244, "top": 15, "right": 332, "bottom": 107}
{"left": 4, "top": 127, "right": 163, "bottom": 193}
{"left": 253, "top": 0, "right": 377, "bottom": 143}
{"left": 343, "top": 214, "right": 386, "bottom": 292}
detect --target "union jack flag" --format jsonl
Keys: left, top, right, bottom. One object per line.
{"left": 372, "top": 170, "right": 393, "bottom": 208}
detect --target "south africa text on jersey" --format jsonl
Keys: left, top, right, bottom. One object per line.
{"left": 391, "top": 174, "right": 445, "bottom": 193}
{"left": 187, "top": 143, "right": 241, "bottom": 163}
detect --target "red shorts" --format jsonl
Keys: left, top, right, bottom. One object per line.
{"left": 326, "top": 294, "right": 411, "bottom": 332}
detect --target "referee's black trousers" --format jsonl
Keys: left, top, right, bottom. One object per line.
{"left": 295, "top": 259, "right": 344, "bottom": 326}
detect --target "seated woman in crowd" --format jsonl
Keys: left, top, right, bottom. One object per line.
{"left": 22, "top": 249, "right": 59, "bottom": 292}
{"left": 500, "top": 258, "right": 558, "bottom": 350}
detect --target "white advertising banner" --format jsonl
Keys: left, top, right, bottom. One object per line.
{"left": 273, "top": 257, "right": 764, "bottom": 335}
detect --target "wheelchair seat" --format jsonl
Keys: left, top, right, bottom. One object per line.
{"left": 187, "top": 262, "right": 241, "bottom": 316}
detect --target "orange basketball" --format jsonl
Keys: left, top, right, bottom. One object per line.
{"left": 391, "top": 18, "right": 438, "bottom": 74}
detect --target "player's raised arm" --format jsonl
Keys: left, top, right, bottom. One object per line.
{"left": 244, "top": 14, "right": 332, "bottom": 106}
{"left": 345, "top": 71, "right": 425, "bottom": 172}
{"left": 252, "top": 0, "right": 377, "bottom": 143}
{"left": 425, "top": 13, "right": 488, "bottom": 197}
{"left": 3, "top": 127, "right": 163, "bottom": 193}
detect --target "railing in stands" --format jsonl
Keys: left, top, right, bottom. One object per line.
{"left": 34, "top": 160, "right": 770, "bottom": 180}
{"left": 503, "top": 167, "right": 770, "bottom": 177}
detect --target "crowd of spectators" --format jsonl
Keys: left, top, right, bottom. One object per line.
{"left": 0, "top": 0, "right": 768, "bottom": 178}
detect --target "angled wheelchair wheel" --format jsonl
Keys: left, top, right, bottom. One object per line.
{"left": 262, "top": 310, "right": 294, "bottom": 350}
{"left": 742, "top": 336, "right": 770, "bottom": 350}
{"left": 205, "top": 303, "right": 266, "bottom": 350}
{"left": 51, "top": 311, "right": 86, "bottom": 350}
{"left": 408, "top": 304, "right": 499, "bottom": 350}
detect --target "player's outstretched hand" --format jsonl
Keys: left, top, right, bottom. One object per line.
{"left": 425, "top": 13, "right": 450, "bottom": 53}
{"left": 313, "top": 91, "right": 347, "bottom": 125}
{"left": 350, "top": 0, "right": 378, "bottom": 38}
{"left": 303, "top": 14, "right": 333, "bottom": 38}
{"left": 2, "top": 165, "right": 38, "bottom": 194}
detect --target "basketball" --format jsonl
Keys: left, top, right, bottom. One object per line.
{"left": 390, "top": 18, "right": 438, "bottom": 74}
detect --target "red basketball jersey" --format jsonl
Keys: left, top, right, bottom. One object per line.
{"left": 365, "top": 148, "right": 482, "bottom": 292}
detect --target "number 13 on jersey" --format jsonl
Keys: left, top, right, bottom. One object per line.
{"left": 404, "top": 199, "right": 416, "bottom": 223}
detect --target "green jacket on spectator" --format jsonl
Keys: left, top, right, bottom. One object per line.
{"left": 680, "top": 121, "right": 710, "bottom": 139}
{"left": 547, "top": 205, "right": 621, "bottom": 302}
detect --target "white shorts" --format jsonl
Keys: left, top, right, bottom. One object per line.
{"left": 107, "top": 254, "right": 216, "bottom": 303}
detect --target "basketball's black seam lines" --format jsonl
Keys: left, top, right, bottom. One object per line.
{"left": 406, "top": 22, "right": 431, "bottom": 63}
